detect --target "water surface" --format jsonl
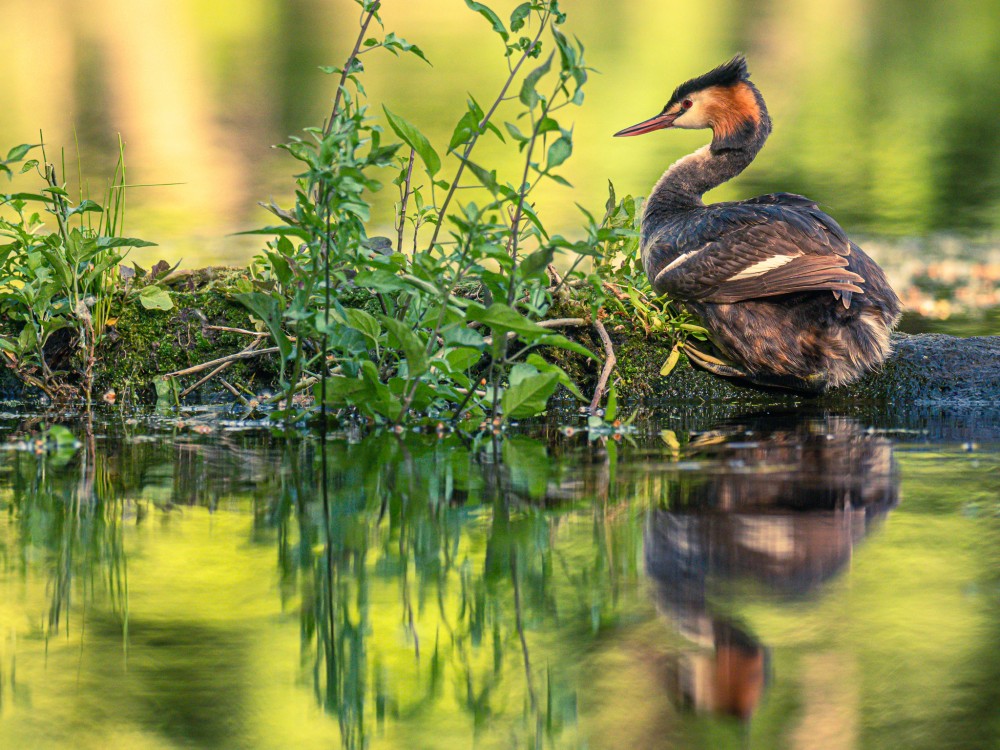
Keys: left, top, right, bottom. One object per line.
{"left": 0, "top": 407, "right": 996, "bottom": 749}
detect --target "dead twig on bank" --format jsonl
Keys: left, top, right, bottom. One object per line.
{"left": 590, "top": 318, "right": 617, "bottom": 413}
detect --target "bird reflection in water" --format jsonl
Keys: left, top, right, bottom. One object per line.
{"left": 645, "top": 414, "right": 898, "bottom": 722}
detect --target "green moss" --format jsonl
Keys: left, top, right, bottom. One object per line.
{"left": 95, "top": 269, "right": 281, "bottom": 403}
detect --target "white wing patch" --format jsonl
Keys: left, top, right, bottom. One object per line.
{"left": 657, "top": 249, "right": 701, "bottom": 276}
{"left": 728, "top": 254, "right": 796, "bottom": 280}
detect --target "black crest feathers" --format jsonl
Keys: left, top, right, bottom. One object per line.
{"left": 666, "top": 55, "right": 750, "bottom": 108}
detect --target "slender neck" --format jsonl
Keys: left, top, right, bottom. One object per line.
{"left": 646, "top": 89, "right": 772, "bottom": 214}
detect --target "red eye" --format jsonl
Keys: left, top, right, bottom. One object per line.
{"left": 682, "top": 99, "right": 693, "bottom": 109}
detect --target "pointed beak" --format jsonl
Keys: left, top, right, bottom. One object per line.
{"left": 614, "top": 110, "right": 682, "bottom": 137}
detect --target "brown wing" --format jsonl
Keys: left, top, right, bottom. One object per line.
{"left": 647, "top": 199, "right": 865, "bottom": 303}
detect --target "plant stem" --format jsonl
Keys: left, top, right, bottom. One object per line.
{"left": 323, "top": 2, "right": 381, "bottom": 140}
{"left": 396, "top": 149, "right": 415, "bottom": 254}
{"left": 425, "top": 11, "right": 551, "bottom": 252}
{"left": 505, "top": 67, "right": 564, "bottom": 306}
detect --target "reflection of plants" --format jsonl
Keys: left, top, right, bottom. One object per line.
{"left": 271, "top": 431, "right": 641, "bottom": 748}
{"left": 0, "top": 141, "right": 168, "bottom": 404}
{"left": 6, "top": 430, "right": 130, "bottom": 643}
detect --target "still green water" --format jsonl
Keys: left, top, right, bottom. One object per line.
{"left": 0, "top": 408, "right": 997, "bottom": 749}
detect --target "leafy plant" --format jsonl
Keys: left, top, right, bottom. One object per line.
{"left": 0, "top": 139, "right": 166, "bottom": 404}
{"left": 241, "top": 0, "right": 609, "bottom": 428}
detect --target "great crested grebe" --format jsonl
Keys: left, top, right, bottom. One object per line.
{"left": 615, "top": 55, "right": 901, "bottom": 392}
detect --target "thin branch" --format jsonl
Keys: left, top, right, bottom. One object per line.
{"left": 323, "top": 2, "right": 381, "bottom": 139}
{"left": 204, "top": 325, "right": 269, "bottom": 337}
{"left": 263, "top": 375, "right": 319, "bottom": 405}
{"left": 426, "top": 12, "right": 551, "bottom": 251}
{"left": 218, "top": 378, "right": 250, "bottom": 407}
{"left": 178, "top": 339, "right": 263, "bottom": 398}
{"left": 589, "top": 318, "right": 617, "bottom": 413}
{"left": 396, "top": 149, "right": 415, "bottom": 254}
{"left": 163, "top": 346, "right": 279, "bottom": 379}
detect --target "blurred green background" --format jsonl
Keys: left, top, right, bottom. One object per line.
{"left": 2, "top": 0, "right": 999, "bottom": 284}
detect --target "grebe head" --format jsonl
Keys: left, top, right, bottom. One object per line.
{"left": 614, "top": 55, "right": 765, "bottom": 146}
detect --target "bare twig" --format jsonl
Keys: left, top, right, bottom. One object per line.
{"left": 178, "top": 339, "right": 264, "bottom": 398}
{"left": 163, "top": 346, "right": 279, "bottom": 379}
{"left": 546, "top": 263, "right": 564, "bottom": 287}
{"left": 218, "top": 378, "right": 250, "bottom": 407}
{"left": 204, "top": 325, "right": 269, "bottom": 337}
{"left": 589, "top": 318, "right": 617, "bottom": 413}
{"left": 539, "top": 317, "right": 587, "bottom": 329}
{"left": 602, "top": 281, "right": 630, "bottom": 302}
{"left": 262, "top": 375, "right": 319, "bottom": 405}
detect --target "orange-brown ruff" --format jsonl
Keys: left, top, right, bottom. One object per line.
{"left": 615, "top": 56, "right": 901, "bottom": 392}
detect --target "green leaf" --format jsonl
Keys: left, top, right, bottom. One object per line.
{"left": 67, "top": 199, "right": 104, "bottom": 217}
{"left": 504, "top": 121, "right": 528, "bottom": 143}
{"left": 465, "top": 302, "right": 547, "bottom": 336}
{"left": 154, "top": 375, "right": 180, "bottom": 407}
{"left": 502, "top": 366, "right": 559, "bottom": 418}
{"left": 461, "top": 159, "right": 498, "bottom": 193}
{"left": 519, "top": 53, "right": 552, "bottom": 108}
{"left": 138, "top": 285, "right": 173, "bottom": 311}
{"left": 510, "top": 2, "right": 531, "bottom": 31}
{"left": 233, "top": 291, "right": 293, "bottom": 362}
{"left": 96, "top": 236, "right": 157, "bottom": 249}
{"left": 5, "top": 144, "right": 36, "bottom": 162}
{"left": 448, "top": 111, "right": 477, "bottom": 151}
{"left": 660, "top": 343, "right": 681, "bottom": 376}
{"left": 517, "top": 246, "right": 554, "bottom": 279}
{"left": 605, "top": 382, "right": 618, "bottom": 421}
{"left": 381, "top": 316, "right": 428, "bottom": 377}
{"left": 383, "top": 106, "right": 440, "bottom": 176}
{"left": 546, "top": 135, "right": 572, "bottom": 169}
{"left": 344, "top": 308, "right": 381, "bottom": 348}
{"left": 441, "top": 346, "right": 483, "bottom": 373}
{"left": 465, "top": 0, "right": 508, "bottom": 40}
{"left": 536, "top": 332, "right": 597, "bottom": 360}
{"left": 442, "top": 322, "right": 486, "bottom": 349}
{"left": 525, "top": 353, "right": 584, "bottom": 400}
{"left": 315, "top": 375, "right": 369, "bottom": 405}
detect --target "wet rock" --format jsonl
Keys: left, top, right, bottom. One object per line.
{"left": 624, "top": 333, "right": 1000, "bottom": 407}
